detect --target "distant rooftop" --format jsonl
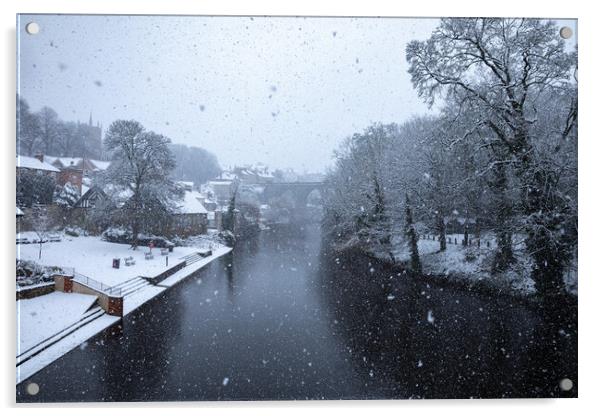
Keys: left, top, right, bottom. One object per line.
{"left": 16, "top": 155, "right": 60, "bottom": 172}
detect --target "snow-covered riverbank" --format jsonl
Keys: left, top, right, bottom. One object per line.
{"left": 16, "top": 240, "right": 232, "bottom": 384}
{"left": 336, "top": 232, "right": 577, "bottom": 299}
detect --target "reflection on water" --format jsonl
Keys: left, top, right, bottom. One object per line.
{"left": 318, "top": 246, "right": 578, "bottom": 399}
{"left": 17, "top": 224, "right": 576, "bottom": 402}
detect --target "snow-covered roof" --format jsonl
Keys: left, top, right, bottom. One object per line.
{"left": 216, "top": 171, "right": 237, "bottom": 180}
{"left": 16, "top": 155, "right": 60, "bottom": 172}
{"left": 175, "top": 191, "right": 208, "bottom": 215}
{"left": 45, "top": 156, "right": 82, "bottom": 168}
{"left": 102, "top": 184, "right": 134, "bottom": 207}
{"left": 208, "top": 180, "right": 233, "bottom": 187}
{"left": 89, "top": 159, "right": 111, "bottom": 171}
{"left": 42, "top": 155, "right": 110, "bottom": 172}
{"left": 16, "top": 207, "right": 24, "bottom": 216}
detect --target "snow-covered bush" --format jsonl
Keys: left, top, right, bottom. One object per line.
{"left": 16, "top": 260, "right": 63, "bottom": 287}
{"left": 102, "top": 226, "right": 175, "bottom": 248}
{"left": 218, "top": 230, "right": 236, "bottom": 247}
{"left": 65, "top": 226, "right": 86, "bottom": 237}
{"left": 464, "top": 248, "right": 479, "bottom": 263}
{"left": 171, "top": 236, "right": 185, "bottom": 246}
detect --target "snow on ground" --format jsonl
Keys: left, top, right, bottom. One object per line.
{"left": 393, "top": 235, "right": 537, "bottom": 295}
{"left": 16, "top": 314, "right": 120, "bottom": 384}
{"left": 160, "top": 246, "right": 232, "bottom": 287}
{"left": 17, "top": 236, "right": 201, "bottom": 286}
{"left": 16, "top": 243, "right": 233, "bottom": 384}
{"left": 17, "top": 292, "right": 98, "bottom": 354}
{"left": 122, "top": 245, "right": 232, "bottom": 315}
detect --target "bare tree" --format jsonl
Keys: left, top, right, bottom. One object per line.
{"left": 30, "top": 205, "right": 50, "bottom": 260}
{"left": 17, "top": 97, "right": 41, "bottom": 155}
{"left": 37, "top": 106, "right": 60, "bottom": 155}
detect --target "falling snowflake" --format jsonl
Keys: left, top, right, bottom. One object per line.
{"left": 427, "top": 310, "right": 435, "bottom": 324}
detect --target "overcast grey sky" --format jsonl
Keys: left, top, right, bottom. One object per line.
{"left": 17, "top": 15, "right": 441, "bottom": 172}
{"left": 17, "top": 15, "right": 577, "bottom": 172}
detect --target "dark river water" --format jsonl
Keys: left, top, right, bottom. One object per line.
{"left": 17, "top": 223, "right": 577, "bottom": 402}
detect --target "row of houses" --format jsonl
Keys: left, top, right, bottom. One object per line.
{"left": 16, "top": 156, "right": 282, "bottom": 237}
{"left": 16, "top": 153, "right": 110, "bottom": 196}
{"left": 75, "top": 181, "right": 211, "bottom": 237}
{"left": 16, "top": 154, "right": 214, "bottom": 237}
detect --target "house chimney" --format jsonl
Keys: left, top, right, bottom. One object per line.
{"left": 34, "top": 153, "right": 44, "bottom": 163}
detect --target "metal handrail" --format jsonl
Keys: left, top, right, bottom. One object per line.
{"left": 72, "top": 271, "right": 122, "bottom": 297}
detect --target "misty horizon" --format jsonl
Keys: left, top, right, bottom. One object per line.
{"left": 17, "top": 14, "right": 443, "bottom": 172}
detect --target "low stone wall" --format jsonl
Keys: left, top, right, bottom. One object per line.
{"left": 54, "top": 274, "right": 123, "bottom": 317}
{"left": 16, "top": 283, "right": 55, "bottom": 300}
{"left": 143, "top": 260, "right": 187, "bottom": 285}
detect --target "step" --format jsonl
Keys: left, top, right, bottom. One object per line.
{"left": 186, "top": 255, "right": 202, "bottom": 265}
{"left": 121, "top": 279, "right": 148, "bottom": 291}
{"left": 17, "top": 307, "right": 104, "bottom": 367}
{"left": 122, "top": 281, "right": 151, "bottom": 298}
{"left": 183, "top": 252, "right": 210, "bottom": 266}
{"left": 111, "top": 277, "right": 146, "bottom": 291}
{"left": 115, "top": 281, "right": 143, "bottom": 294}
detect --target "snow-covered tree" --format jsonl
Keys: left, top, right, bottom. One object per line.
{"left": 222, "top": 182, "right": 239, "bottom": 234}
{"left": 54, "top": 183, "right": 79, "bottom": 207}
{"left": 407, "top": 18, "right": 578, "bottom": 297}
{"left": 323, "top": 124, "right": 395, "bottom": 261}
{"left": 102, "top": 120, "right": 177, "bottom": 248}
{"left": 16, "top": 170, "right": 56, "bottom": 207}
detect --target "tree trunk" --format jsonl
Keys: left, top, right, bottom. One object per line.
{"left": 131, "top": 195, "right": 140, "bottom": 250}
{"left": 514, "top": 129, "right": 570, "bottom": 298}
{"left": 405, "top": 195, "right": 422, "bottom": 275}
{"left": 436, "top": 211, "right": 446, "bottom": 252}
{"left": 490, "top": 163, "right": 514, "bottom": 271}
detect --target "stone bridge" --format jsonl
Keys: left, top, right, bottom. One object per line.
{"left": 241, "top": 181, "right": 325, "bottom": 218}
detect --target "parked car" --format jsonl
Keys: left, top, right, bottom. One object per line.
{"left": 47, "top": 233, "right": 62, "bottom": 242}
{"left": 137, "top": 236, "right": 175, "bottom": 249}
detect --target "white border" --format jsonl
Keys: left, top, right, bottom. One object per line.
{"left": 2, "top": 0, "right": 600, "bottom": 414}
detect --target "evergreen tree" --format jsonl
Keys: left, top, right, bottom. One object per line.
{"left": 54, "top": 183, "right": 79, "bottom": 207}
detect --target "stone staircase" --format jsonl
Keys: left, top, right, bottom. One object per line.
{"left": 16, "top": 306, "right": 104, "bottom": 367}
{"left": 110, "top": 277, "right": 152, "bottom": 298}
{"left": 181, "top": 250, "right": 212, "bottom": 266}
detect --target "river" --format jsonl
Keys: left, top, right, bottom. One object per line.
{"left": 17, "top": 223, "right": 577, "bottom": 401}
